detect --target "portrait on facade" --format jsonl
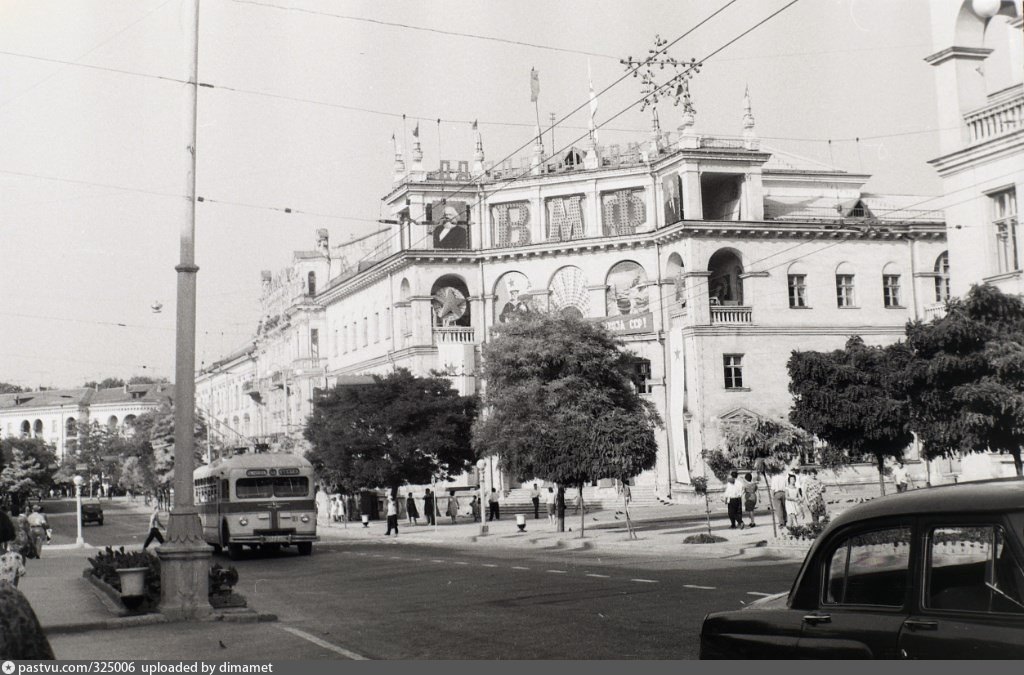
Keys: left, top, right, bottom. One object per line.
{"left": 494, "top": 272, "right": 532, "bottom": 323}
{"left": 431, "top": 200, "right": 469, "bottom": 249}
{"left": 663, "top": 173, "right": 682, "bottom": 225}
{"left": 606, "top": 261, "right": 650, "bottom": 316}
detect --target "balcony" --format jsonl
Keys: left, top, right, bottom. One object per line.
{"left": 964, "top": 85, "right": 1024, "bottom": 145}
{"left": 710, "top": 305, "right": 752, "bottom": 324}
{"left": 923, "top": 302, "right": 947, "bottom": 322}
{"left": 433, "top": 326, "right": 476, "bottom": 344}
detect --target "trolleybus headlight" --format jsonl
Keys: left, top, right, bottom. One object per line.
{"left": 239, "top": 517, "right": 248, "bottom": 526}
{"left": 300, "top": 514, "right": 310, "bottom": 523}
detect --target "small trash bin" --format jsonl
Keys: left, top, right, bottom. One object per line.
{"left": 516, "top": 513, "right": 526, "bottom": 532}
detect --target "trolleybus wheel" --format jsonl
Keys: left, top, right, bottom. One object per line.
{"left": 228, "top": 543, "right": 244, "bottom": 560}
{"left": 297, "top": 542, "right": 312, "bottom": 556}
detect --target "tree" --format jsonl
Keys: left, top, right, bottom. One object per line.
{"left": 67, "top": 421, "right": 124, "bottom": 494}
{"left": 789, "top": 336, "right": 913, "bottom": 495}
{"left": 127, "top": 375, "right": 169, "bottom": 385}
{"left": 0, "top": 437, "right": 57, "bottom": 513}
{"left": 305, "top": 369, "right": 477, "bottom": 496}
{"left": 473, "top": 312, "right": 661, "bottom": 537}
{"left": 718, "top": 416, "right": 814, "bottom": 536}
{"left": 82, "top": 377, "right": 124, "bottom": 389}
{"left": 0, "top": 382, "right": 25, "bottom": 394}
{"left": 906, "top": 285, "right": 1024, "bottom": 477}
{"left": 124, "top": 404, "right": 209, "bottom": 498}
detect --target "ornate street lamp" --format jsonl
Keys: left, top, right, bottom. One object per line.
{"left": 477, "top": 458, "right": 488, "bottom": 536}
{"left": 73, "top": 475, "right": 84, "bottom": 547}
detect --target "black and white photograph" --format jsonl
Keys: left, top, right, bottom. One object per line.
{"left": 1, "top": 0, "right": 1023, "bottom": 663}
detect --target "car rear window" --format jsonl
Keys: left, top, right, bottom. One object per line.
{"left": 824, "top": 527, "right": 911, "bottom": 607}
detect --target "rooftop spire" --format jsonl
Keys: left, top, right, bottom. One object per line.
{"left": 472, "top": 119, "right": 485, "bottom": 173}
{"left": 742, "top": 85, "right": 758, "bottom": 150}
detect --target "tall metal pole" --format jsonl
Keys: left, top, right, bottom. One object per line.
{"left": 159, "top": 0, "right": 211, "bottom": 619}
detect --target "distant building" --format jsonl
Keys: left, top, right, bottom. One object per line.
{"left": 0, "top": 383, "right": 174, "bottom": 461}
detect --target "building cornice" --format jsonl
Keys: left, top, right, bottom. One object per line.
{"left": 923, "top": 46, "right": 993, "bottom": 66}
{"left": 679, "top": 324, "right": 908, "bottom": 338}
{"left": 328, "top": 345, "right": 438, "bottom": 376}
{"left": 928, "top": 129, "right": 1024, "bottom": 176}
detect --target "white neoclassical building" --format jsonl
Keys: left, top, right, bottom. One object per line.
{"left": 308, "top": 90, "right": 947, "bottom": 497}
{"left": 0, "top": 383, "right": 175, "bottom": 461}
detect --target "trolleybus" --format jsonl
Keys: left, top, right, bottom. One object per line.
{"left": 194, "top": 450, "right": 318, "bottom": 558}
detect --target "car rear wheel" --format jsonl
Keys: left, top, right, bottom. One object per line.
{"left": 228, "top": 543, "right": 244, "bottom": 560}
{"left": 297, "top": 542, "right": 312, "bottom": 556}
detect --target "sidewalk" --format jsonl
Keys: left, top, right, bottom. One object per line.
{"left": 316, "top": 502, "right": 826, "bottom": 560}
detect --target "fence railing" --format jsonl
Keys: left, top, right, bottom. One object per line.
{"left": 710, "top": 305, "right": 752, "bottom": 324}
{"left": 964, "top": 86, "right": 1024, "bottom": 145}
{"left": 433, "top": 326, "right": 476, "bottom": 344}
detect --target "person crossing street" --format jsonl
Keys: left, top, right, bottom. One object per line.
{"left": 143, "top": 505, "right": 164, "bottom": 549}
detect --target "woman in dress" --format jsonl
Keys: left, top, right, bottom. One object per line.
{"left": 14, "top": 514, "right": 34, "bottom": 560}
{"left": 26, "top": 506, "right": 48, "bottom": 559}
{"left": 803, "top": 469, "right": 827, "bottom": 525}
{"left": 0, "top": 512, "right": 26, "bottom": 588}
{"left": 784, "top": 474, "right": 804, "bottom": 527}
{"left": 405, "top": 493, "right": 419, "bottom": 525}
{"left": 446, "top": 490, "right": 460, "bottom": 524}
{"left": 742, "top": 472, "right": 759, "bottom": 528}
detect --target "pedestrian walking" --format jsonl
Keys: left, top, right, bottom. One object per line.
{"left": 784, "top": 474, "right": 804, "bottom": 527}
{"left": 530, "top": 483, "right": 541, "bottom": 519}
{"left": 423, "top": 489, "right": 436, "bottom": 526}
{"left": 470, "top": 496, "right": 480, "bottom": 522}
{"left": 385, "top": 495, "right": 399, "bottom": 536}
{"left": 1, "top": 511, "right": 26, "bottom": 588}
{"left": 25, "top": 506, "right": 48, "bottom": 558}
{"left": 14, "top": 514, "right": 34, "bottom": 560}
{"left": 723, "top": 474, "right": 744, "bottom": 529}
{"left": 545, "top": 487, "right": 557, "bottom": 527}
{"left": 893, "top": 461, "right": 912, "bottom": 493}
{"left": 446, "top": 490, "right": 460, "bottom": 524}
{"left": 143, "top": 505, "right": 165, "bottom": 549}
{"left": 406, "top": 493, "right": 420, "bottom": 524}
{"left": 487, "top": 488, "right": 500, "bottom": 521}
{"left": 804, "top": 469, "right": 827, "bottom": 525}
{"left": 742, "top": 472, "right": 758, "bottom": 528}
{"left": 769, "top": 471, "right": 789, "bottom": 528}
{"left": 572, "top": 488, "right": 584, "bottom": 514}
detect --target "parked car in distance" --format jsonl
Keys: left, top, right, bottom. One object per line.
{"left": 700, "top": 479, "right": 1024, "bottom": 659}
{"left": 81, "top": 500, "right": 104, "bottom": 526}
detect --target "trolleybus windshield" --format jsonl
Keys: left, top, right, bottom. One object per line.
{"left": 235, "top": 476, "right": 309, "bottom": 499}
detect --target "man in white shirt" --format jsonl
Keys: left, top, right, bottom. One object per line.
{"left": 723, "top": 474, "right": 744, "bottom": 529}
{"left": 530, "top": 483, "right": 541, "bottom": 520}
{"left": 545, "top": 487, "right": 557, "bottom": 527}
{"left": 769, "top": 471, "right": 789, "bottom": 527}
{"left": 488, "top": 488, "right": 500, "bottom": 521}
{"left": 893, "top": 461, "right": 911, "bottom": 493}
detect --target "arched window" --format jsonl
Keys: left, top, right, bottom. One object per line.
{"left": 124, "top": 414, "right": 136, "bottom": 427}
{"left": 666, "top": 253, "right": 685, "bottom": 304}
{"left": 835, "top": 262, "right": 856, "bottom": 308}
{"left": 33, "top": 419, "right": 43, "bottom": 436}
{"left": 107, "top": 415, "right": 118, "bottom": 430}
{"left": 934, "top": 251, "right": 950, "bottom": 303}
{"left": 307, "top": 271, "right": 317, "bottom": 296}
{"left": 606, "top": 261, "right": 649, "bottom": 316}
{"left": 20, "top": 420, "right": 30, "bottom": 437}
{"left": 430, "top": 275, "right": 471, "bottom": 328}
{"left": 708, "top": 249, "right": 744, "bottom": 305}
{"left": 787, "top": 262, "right": 809, "bottom": 308}
{"left": 66, "top": 417, "right": 77, "bottom": 437}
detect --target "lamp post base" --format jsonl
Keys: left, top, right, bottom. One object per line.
{"left": 158, "top": 511, "right": 212, "bottom": 620}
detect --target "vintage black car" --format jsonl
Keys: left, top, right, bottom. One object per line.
{"left": 81, "top": 500, "right": 103, "bottom": 526}
{"left": 700, "top": 479, "right": 1024, "bottom": 659}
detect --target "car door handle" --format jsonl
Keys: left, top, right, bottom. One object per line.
{"left": 802, "top": 614, "right": 832, "bottom": 625}
{"left": 904, "top": 619, "right": 938, "bottom": 631}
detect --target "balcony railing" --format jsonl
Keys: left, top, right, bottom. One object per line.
{"left": 433, "top": 326, "right": 476, "bottom": 344}
{"left": 923, "top": 302, "right": 947, "bottom": 322}
{"left": 964, "top": 85, "right": 1024, "bottom": 145}
{"left": 710, "top": 306, "right": 752, "bottom": 324}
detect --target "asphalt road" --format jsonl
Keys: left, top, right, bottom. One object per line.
{"left": 50, "top": 499, "right": 801, "bottom": 659}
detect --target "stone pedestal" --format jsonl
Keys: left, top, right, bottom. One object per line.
{"left": 158, "top": 510, "right": 212, "bottom": 620}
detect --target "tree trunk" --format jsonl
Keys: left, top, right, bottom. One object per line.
{"left": 579, "top": 483, "right": 585, "bottom": 539}
{"left": 1013, "top": 448, "right": 1023, "bottom": 478}
{"left": 877, "top": 455, "right": 887, "bottom": 497}
{"left": 623, "top": 485, "right": 636, "bottom": 540}
{"left": 556, "top": 486, "right": 566, "bottom": 533}
{"left": 762, "top": 471, "right": 777, "bottom": 538}
{"left": 703, "top": 491, "right": 713, "bottom": 537}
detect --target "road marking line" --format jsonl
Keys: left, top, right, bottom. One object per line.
{"left": 481, "top": 564, "right": 498, "bottom": 568}
{"left": 278, "top": 625, "right": 369, "bottom": 660}
{"left": 747, "top": 592, "right": 773, "bottom": 597}
{"left": 631, "top": 578, "right": 658, "bottom": 583}
{"left": 389, "top": 556, "right": 402, "bottom": 560}
{"left": 431, "top": 559, "right": 445, "bottom": 563}
{"left": 683, "top": 584, "right": 716, "bottom": 590}
{"left": 586, "top": 573, "right": 610, "bottom": 578}
{"left": 546, "top": 569, "right": 567, "bottom": 574}
{"left": 511, "top": 566, "right": 530, "bottom": 570}
{"left": 454, "top": 561, "right": 469, "bottom": 565}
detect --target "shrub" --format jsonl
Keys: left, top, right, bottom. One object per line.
{"left": 691, "top": 476, "right": 708, "bottom": 495}
{"left": 785, "top": 517, "right": 830, "bottom": 541}
{"left": 702, "top": 449, "right": 735, "bottom": 482}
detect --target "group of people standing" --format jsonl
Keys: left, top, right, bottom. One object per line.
{"left": 768, "top": 468, "right": 828, "bottom": 528}
{"left": 381, "top": 487, "right": 510, "bottom": 537}
{"left": 0, "top": 508, "right": 55, "bottom": 659}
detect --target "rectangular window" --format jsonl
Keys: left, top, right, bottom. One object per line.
{"left": 384, "top": 308, "right": 391, "bottom": 341}
{"left": 310, "top": 328, "right": 319, "bottom": 360}
{"left": 362, "top": 317, "right": 368, "bottom": 347}
{"left": 993, "top": 188, "right": 1019, "bottom": 274}
{"left": 836, "top": 274, "right": 856, "bottom": 307}
{"left": 883, "top": 275, "right": 902, "bottom": 308}
{"left": 333, "top": 329, "right": 339, "bottom": 357}
{"left": 631, "top": 359, "right": 653, "bottom": 395}
{"left": 824, "top": 527, "right": 911, "bottom": 607}
{"left": 925, "top": 525, "right": 1024, "bottom": 614}
{"left": 723, "top": 354, "right": 743, "bottom": 389}
{"left": 374, "top": 313, "right": 380, "bottom": 343}
{"left": 788, "top": 274, "right": 808, "bottom": 308}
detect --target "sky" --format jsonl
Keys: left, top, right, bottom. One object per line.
{"left": 0, "top": 0, "right": 950, "bottom": 389}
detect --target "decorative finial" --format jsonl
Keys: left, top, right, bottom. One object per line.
{"left": 742, "top": 85, "right": 758, "bottom": 149}
{"left": 392, "top": 132, "right": 405, "bottom": 181}
{"left": 472, "top": 119, "right": 485, "bottom": 172}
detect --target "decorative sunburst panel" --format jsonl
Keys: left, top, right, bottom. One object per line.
{"left": 549, "top": 266, "right": 589, "bottom": 316}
